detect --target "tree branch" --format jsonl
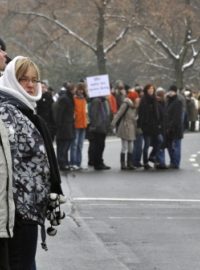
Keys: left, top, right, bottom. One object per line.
{"left": 15, "top": 11, "right": 97, "bottom": 53}
{"left": 182, "top": 44, "right": 200, "bottom": 71}
{"left": 104, "top": 25, "right": 130, "bottom": 54}
{"left": 143, "top": 26, "right": 179, "bottom": 60}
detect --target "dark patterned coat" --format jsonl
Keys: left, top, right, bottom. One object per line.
{"left": 0, "top": 93, "right": 52, "bottom": 225}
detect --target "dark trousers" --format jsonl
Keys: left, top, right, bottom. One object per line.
{"left": 56, "top": 139, "right": 73, "bottom": 168}
{"left": 132, "top": 133, "right": 143, "bottom": 166}
{"left": 0, "top": 238, "right": 9, "bottom": 270}
{"left": 149, "top": 134, "right": 163, "bottom": 162}
{"left": 167, "top": 139, "right": 181, "bottom": 168}
{"left": 88, "top": 138, "right": 95, "bottom": 166}
{"left": 142, "top": 134, "right": 151, "bottom": 165}
{"left": 93, "top": 132, "right": 106, "bottom": 168}
{"left": 87, "top": 130, "right": 95, "bottom": 166}
{"left": 8, "top": 221, "right": 38, "bottom": 270}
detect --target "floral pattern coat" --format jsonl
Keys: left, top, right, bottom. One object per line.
{"left": 0, "top": 98, "right": 51, "bottom": 225}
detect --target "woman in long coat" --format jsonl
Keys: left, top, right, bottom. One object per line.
{"left": 55, "top": 83, "right": 75, "bottom": 170}
{"left": 138, "top": 84, "right": 162, "bottom": 170}
{"left": 111, "top": 91, "right": 138, "bottom": 170}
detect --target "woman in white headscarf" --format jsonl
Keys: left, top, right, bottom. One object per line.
{"left": 0, "top": 37, "right": 15, "bottom": 270}
{"left": 0, "top": 56, "right": 64, "bottom": 270}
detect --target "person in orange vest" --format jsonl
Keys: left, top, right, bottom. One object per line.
{"left": 108, "top": 83, "right": 118, "bottom": 115}
{"left": 107, "top": 83, "right": 118, "bottom": 135}
{"left": 70, "top": 82, "right": 88, "bottom": 170}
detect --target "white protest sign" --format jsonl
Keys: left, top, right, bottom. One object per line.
{"left": 86, "top": 74, "right": 110, "bottom": 98}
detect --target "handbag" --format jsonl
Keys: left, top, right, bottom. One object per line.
{"left": 116, "top": 103, "right": 129, "bottom": 129}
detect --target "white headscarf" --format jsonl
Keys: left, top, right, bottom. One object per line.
{"left": 0, "top": 56, "right": 42, "bottom": 111}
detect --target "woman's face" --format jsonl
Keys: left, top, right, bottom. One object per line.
{"left": 0, "top": 49, "right": 7, "bottom": 71}
{"left": 19, "top": 66, "right": 38, "bottom": 96}
{"left": 147, "top": 86, "right": 154, "bottom": 96}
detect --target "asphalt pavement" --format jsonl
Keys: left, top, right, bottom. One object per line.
{"left": 36, "top": 132, "right": 200, "bottom": 270}
{"left": 36, "top": 177, "right": 130, "bottom": 270}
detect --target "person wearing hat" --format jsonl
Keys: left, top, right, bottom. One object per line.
{"left": 165, "top": 85, "right": 183, "bottom": 169}
{"left": 0, "top": 37, "right": 15, "bottom": 270}
{"left": 111, "top": 89, "right": 139, "bottom": 170}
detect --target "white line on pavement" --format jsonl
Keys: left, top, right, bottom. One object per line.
{"left": 192, "top": 163, "right": 199, "bottom": 167}
{"left": 73, "top": 197, "right": 200, "bottom": 203}
{"left": 108, "top": 216, "right": 200, "bottom": 220}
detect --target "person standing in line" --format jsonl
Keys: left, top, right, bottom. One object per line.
{"left": 138, "top": 84, "right": 162, "bottom": 170}
{"left": 185, "top": 89, "right": 198, "bottom": 132}
{"left": 111, "top": 90, "right": 139, "bottom": 170}
{"left": 70, "top": 82, "right": 88, "bottom": 170}
{"left": 132, "top": 85, "right": 144, "bottom": 168}
{"left": 0, "top": 56, "right": 64, "bottom": 270}
{"left": 107, "top": 83, "right": 118, "bottom": 135}
{"left": 36, "top": 81, "right": 56, "bottom": 141}
{"left": 55, "top": 82, "right": 75, "bottom": 171}
{"left": 0, "top": 38, "right": 15, "bottom": 270}
{"left": 89, "top": 95, "right": 111, "bottom": 170}
{"left": 114, "top": 80, "right": 127, "bottom": 109}
{"left": 86, "top": 97, "right": 95, "bottom": 167}
{"left": 165, "top": 85, "right": 183, "bottom": 169}
{"left": 155, "top": 87, "right": 168, "bottom": 169}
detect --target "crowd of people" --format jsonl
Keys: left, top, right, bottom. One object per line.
{"left": 36, "top": 77, "right": 200, "bottom": 172}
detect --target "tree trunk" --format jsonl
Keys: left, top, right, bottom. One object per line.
{"left": 174, "top": 60, "right": 184, "bottom": 89}
{"left": 96, "top": 50, "right": 107, "bottom": 74}
{"left": 96, "top": 3, "right": 107, "bottom": 75}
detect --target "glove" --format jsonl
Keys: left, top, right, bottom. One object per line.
{"left": 46, "top": 193, "right": 66, "bottom": 236}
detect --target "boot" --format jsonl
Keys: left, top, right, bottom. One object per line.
{"left": 120, "top": 153, "right": 126, "bottom": 170}
{"left": 127, "top": 153, "right": 135, "bottom": 170}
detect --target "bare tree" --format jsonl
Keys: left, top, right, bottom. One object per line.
{"left": 2, "top": 0, "right": 200, "bottom": 88}
{"left": 132, "top": 0, "right": 200, "bottom": 88}
{"left": 12, "top": 0, "right": 132, "bottom": 74}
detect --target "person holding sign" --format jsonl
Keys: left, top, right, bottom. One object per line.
{"left": 86, "top": 74, "right": 112, "bottom": 170}
{"left": 88, "top": 95, "right": 111, "bottom": 170}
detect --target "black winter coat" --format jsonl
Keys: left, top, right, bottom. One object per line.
{"left": 138, "top": 94, "right": 161, "bottom": 136}
{"left": 165, "top": 95, "right": 183, "bottom": 139}
{"left": 55, "top": 90, "right": 75, "bottom": 140}
{"left": 37, "top": 91, "right": 56, "bottom": 139}
{"left": 89, "top": 97, "right": 110, "bottom": 134}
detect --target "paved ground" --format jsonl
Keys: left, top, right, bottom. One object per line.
{"left": 36, "top": 132, "right": 200, "bottom": 270}
{"left": 36, "top": 178, "right": 130, "bottom": 270}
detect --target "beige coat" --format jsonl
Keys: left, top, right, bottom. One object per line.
{"left": 111, "top": 98, "right": 137, "bottom": 140}
{"left": 0, "top": 117, "right": 14, "bottom": 238}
